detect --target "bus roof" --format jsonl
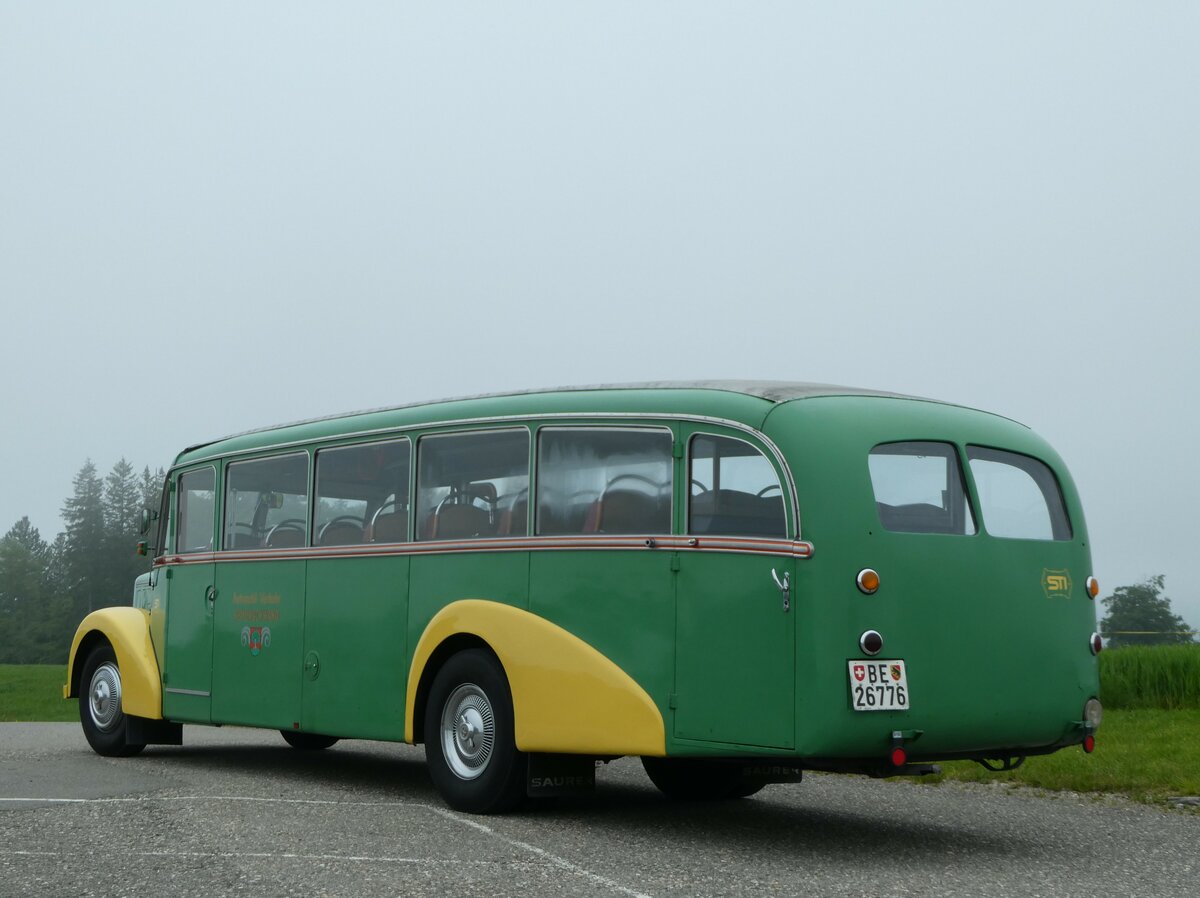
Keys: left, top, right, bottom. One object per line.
{"left": 173, "top": 380, "right": 965, "bottom": 466}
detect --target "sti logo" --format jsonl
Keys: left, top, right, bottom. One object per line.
{"left": 1042, "top": 569, "right": 1073, "bottom": 599}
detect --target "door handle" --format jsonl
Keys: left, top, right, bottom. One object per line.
{"left": 771, "top": 569, "right": 791, "bottom": 613}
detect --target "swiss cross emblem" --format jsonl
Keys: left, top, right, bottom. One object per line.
{"left": 852, "top": 664, "right": 866, "bottom": 682}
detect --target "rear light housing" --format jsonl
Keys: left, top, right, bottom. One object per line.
{"left": 860, "top": 630, "right": 884, "bottom": 656}
{"left": 856, "top": 568, "right": 880, "bottom": 594}
{"left": 1090, "top": 633, "right": 1103, "bottom": 655}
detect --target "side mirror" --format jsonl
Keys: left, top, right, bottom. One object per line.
{"left": 140, "top": 507, "right": 158, "bottom": 535}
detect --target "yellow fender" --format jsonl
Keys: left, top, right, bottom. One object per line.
{"left": 64, "top": 607, "right": 163, "bottom": 720}
{"left": 407, "top": 600, "right": 665, "bottom": 757}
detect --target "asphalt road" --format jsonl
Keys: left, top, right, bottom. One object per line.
{"left": 1, "top": 723, "right": 1196, "bottom": 898}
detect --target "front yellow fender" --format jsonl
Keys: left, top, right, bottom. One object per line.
{"left": 64, "top": 607, "right": 163, "bottom": 720}
{"left": 407, "top": 600, "right": 665, "bottom": 756}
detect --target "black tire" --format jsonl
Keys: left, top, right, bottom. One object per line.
{"left": 78, "top": 645, "right": 145, "bottom": 758}
{"left": 424, "top": 648, "right": 525, "bottom": 814}
{"left": 641, "top": 757, "right": 762, "bottom": 800}
{"left": 280, "top": 730, "right": 339, "bottom": 750}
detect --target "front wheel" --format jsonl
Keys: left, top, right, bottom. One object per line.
{"left": 424, "top": 648, "right": 525, "bottom": 814}
{"left": 280, "top": 730, "right": 339, "bottom": 750}
{"left": 642, "top": 757, "right": 763, "bottom": 800}
{"left": 79, "top": 645, "right": 145, "bottom": 758}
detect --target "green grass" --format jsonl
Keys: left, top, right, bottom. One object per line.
{"left": 1100, "top": 644, "right": 1200, "bottom": 710}
{"left": 926, "top": 709, "right": 1200, "bottom": 803}
{"left": 0, "top": 664, "right": 76, "bottom": 722}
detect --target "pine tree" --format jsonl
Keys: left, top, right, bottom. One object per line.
{"left": 61, "top": 460, "right": 107, "bottom": 618}
{"left": 0, "top": 518, "right": 51, "bottom": 662}
{"left": 101, "top": 458, "right": 149, "bottom": 606}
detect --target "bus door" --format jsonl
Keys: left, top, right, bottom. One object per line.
{"left": 301, "top": 438, "right": 413, "bottom": 741}
{"left": 210, "top": 453, "right": 310, "bottom": 729}
{"left": 162, "top": 466, "right": 217, "bottom": 723}
{"left": 673, "top": 431, "right": 796, "bottom": 750}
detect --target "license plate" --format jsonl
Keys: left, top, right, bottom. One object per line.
{"left": 848, "top": 659, "right": 910, "bottom": 711}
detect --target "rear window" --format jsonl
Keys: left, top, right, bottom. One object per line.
{"left": 869, "top": 442, "right": 976, "bottom": 535}
{"left": 966, "top": 446, "right": 1072, "bottom": 541}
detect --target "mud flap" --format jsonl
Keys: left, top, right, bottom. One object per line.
{"left": 126, "top": 716, "right": 183, "bottom": 746}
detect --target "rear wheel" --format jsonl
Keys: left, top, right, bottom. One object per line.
{"left": 280, "top": 731, "right": 339, "bottom": 750}
{"left": 641, "top": 757, "right": 763, "bottom": 800}
{"left": 424, "top": 648, "right": 525, "bottom": 814}
{"left": 79, "top": 645, "right": 145, "bottom": 758}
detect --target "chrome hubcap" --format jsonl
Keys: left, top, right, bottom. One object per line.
{"left": 440, "top": 683, "right": 495, "bottom": 780}
{"left": 88, "top": 663, "right": 122, "bottom": 733}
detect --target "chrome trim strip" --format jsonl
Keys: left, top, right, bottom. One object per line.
{"left": 170, "top": 412, "right": 803, "bottom": 540}
{"left": 163, "top": 687, "right": 210, "bottom": 697}
{"left": 156, "top": 535, "right": 815, "bottom": 567}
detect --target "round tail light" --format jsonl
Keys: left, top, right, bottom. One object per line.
{"left": 856, "top": 568, "right": 881, "bottom": 594}
{"left": 1083, "top": 734, "right": 1096, "bottom": 753}
{"left": 890, "top": 746, "right": 908, "bottom": 767}
{"left": 1090, "top": 633, "right": 1103, "bottom": 655}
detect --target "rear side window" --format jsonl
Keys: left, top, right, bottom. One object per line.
{"left": 967, "top": 446, "right": 1072, "bottom": 541}
{"left": 689, "top": 434, "right": 786, "bottom": 537}
{"left": 869, "top": 442, "right": 976, "bottom": 535}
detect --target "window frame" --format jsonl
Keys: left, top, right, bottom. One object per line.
{"left": 220, "top": 450, "right": 312, "bottom": 551}
{"left": 534, "top": 424, "right": 676, "bottom": 537}
{"left": 685, "top": 431, "right": 789, "bottom": 539}
{"left": 868, "top": 440, "right": 977, "bottom": 537}
{"left": 314, "top": 436, "right": 413, "bottom": 547}
{"left": 173, "top": 464, "right": 217, "bottom": 555}
{"left": 414, "top": 426, "right": 532, "bottom": 542}
{"left": 965, "top": 444, "right": 1073, "bottom": 541}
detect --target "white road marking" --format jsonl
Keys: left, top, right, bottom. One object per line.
{"left": 0, "top": 795, "right": 656, "bottom": 898}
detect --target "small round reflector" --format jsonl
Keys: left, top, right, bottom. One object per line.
{"left": 1090, "top": 633, "right": 1103, "bottom": 655}
{"left": 1086, "top": 576, "right": 1100, "bottom": 600}
{"left": 860, "top": 630, "right": 884, "bottom": 655}
{"left": 856, "top": 568, "right": 881, "bottom": 594}
{"left": 890, "top": 746, "right": 907, "bottom": 767}
{"left": 1083, "top": 734, "right": 1095, "bottom": 753}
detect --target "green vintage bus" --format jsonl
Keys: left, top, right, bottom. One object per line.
{"left": 64, "top": 381, "right": 1102, "bottom": 812}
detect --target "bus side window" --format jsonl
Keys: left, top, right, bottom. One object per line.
{"left": 688, "top": 435, "right": 786, "bottom": 538}
{"left": 176, "top": 467, "right": 216, "bottom": 554}
{"left": 222, "top": 453, "right": 310, "bottom": 549}
{"left": 536, "top": 428, "right": 673, "bottom": 535}
{"left": 416, "top": 430, "right": 530, "bottom": 541}
{"left": 314, "top": 438, "right": 411, "bottom": 546}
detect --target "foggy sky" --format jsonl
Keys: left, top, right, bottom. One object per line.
{"left": 2, "top": 3, "right": 1197, "bottom": 625}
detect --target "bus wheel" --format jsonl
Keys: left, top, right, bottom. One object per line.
{"left": 79, "top": 645, "right": 145, "bottom": 758}
{"left": 280, "top": 731, "right": 339, "bottom": 750}
{"left": 641, "top": 758, "right": 762, "bottom": 800}
{"left": 424, "top": 649, "right": 525, "bottom": 814}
